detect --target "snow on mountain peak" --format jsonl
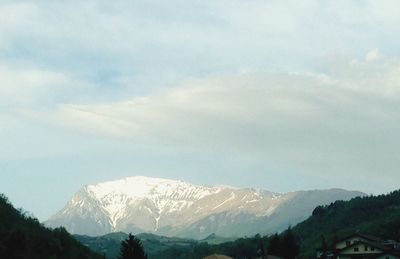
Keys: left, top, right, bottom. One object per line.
{"left": 83, "top": 176, "right": 225, "bottom": 228}
{"left": 86, "top": 176, "right": 221, "bottom": 200}
{"left": 46, "top": 176, "right": 365, "bottom": 238}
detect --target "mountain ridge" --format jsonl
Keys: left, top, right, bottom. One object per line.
{"left": 46, "top": 176, "right": 364, "bottom": 239}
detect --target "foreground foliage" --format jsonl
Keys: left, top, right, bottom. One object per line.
{"left": 0, "top": 194, "right": 102, "bottom": 259}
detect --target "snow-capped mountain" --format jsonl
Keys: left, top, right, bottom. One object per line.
{"left": 46, "top": 176, "right": 364, "bottom": 238}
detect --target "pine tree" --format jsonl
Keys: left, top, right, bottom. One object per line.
{"left": 118, "top": 234, "right": 147, "bottom": 259}
{"left": 281, "top": 227, "right": 299, "bottom": 259}
{"left": 320, "top": 235, "right": 328, "bottom": 253}
{"left": 256, "top": 234, "right": 267, "bottom": 258}
{"left": 267, "top": 233, "right": 281, "bottom": 256}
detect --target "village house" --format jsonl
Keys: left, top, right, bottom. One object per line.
{"left": 203, "top": 254, "right": 234, "bottom": 259}
{"left": 318, "top": 233, "right": 400, "bottom": 259}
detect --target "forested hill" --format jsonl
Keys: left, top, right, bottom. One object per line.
{"left": 0, "top": 194, "right": 102, "bottom": 259}
{"left": 293, "top": 189, "right": 400, "bottom": 258}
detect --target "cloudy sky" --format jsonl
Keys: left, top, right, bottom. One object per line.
{"left": 1, "top": 0, "right": 400, "bottom": 220}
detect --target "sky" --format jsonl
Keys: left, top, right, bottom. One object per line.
{"left": 1, "top": 0, "right": 400, "bottom": 221}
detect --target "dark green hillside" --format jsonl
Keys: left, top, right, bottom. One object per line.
{"left": 292, "top": 190, "right": 400, "bottom": 258}
{"left": 75, "top": 232, "right": 199, "bottom": 259}
{"left": 0, "top": 194, "right": 102, "bottom": 259}
{"left": 75, "top": 232, "right": 128, "bottom": 259}
{"left": 151, "top": 234, "right": 266, "bottom": 259}
{"left": 77, "top": 231, "right": 267, "bottom": 259}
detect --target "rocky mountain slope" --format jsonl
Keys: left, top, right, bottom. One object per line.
{"left": 46, "top": 176, "right": 364, "bottom": 238}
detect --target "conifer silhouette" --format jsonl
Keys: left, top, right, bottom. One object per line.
{"left": 118, "top": 233, "right": 147, "bottom": 259}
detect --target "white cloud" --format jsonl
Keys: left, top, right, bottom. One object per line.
{"left": 0, "top": 62, "right": 91, "bottom": 108}
{"left": 365, "top": 48, "right": 382, "bottom": 62}
{"left": 0, "top": 2, "right": 38, "bottom": 50}
{"left": 2, "top": 0, "right": 400, "bottom": 219}
{"left": 1, "top": 0, "right": 400, "bottom": 93}
{"left": 0, "top": 66, "right": 65, "bottom": 99}
{"left": 33, "top": 52, "right": 400, "bottom": 180}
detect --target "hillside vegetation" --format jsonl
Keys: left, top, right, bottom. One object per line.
{"left": 0, "top": 194, "right": 102, "bottom": 259}
{"left": 76, "top": 232, "right": 214, "bottom": 259}
{"left": 293, "top": 189, "right": 400, "bottom": 258}
{"left": 75, "top": 231, "right": 265, "bottom": 259}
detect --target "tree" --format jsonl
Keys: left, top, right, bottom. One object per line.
{"left": 0, "top": 193, "right": 102, "bottom": 259}
{"left": 281, "top": 227, "right": 299, "bottom": 259}
{"left": 320, "top": 235, "right": 328, "bottom": 253}
{"left": 256, "top": 234, "right": 267, "bottom": 258}
{"left": 118, "top": 234, "right": 147, "bottom": 259}
{"left": 267, "top": 233, "right": 281, "bottom": 256}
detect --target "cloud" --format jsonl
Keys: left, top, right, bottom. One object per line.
{"left": 32, "top": 52, "right": 400, "bottom": 181}
{"left": 1, "top": 0, "right": 400, "bottom": 94}
{"left": 365, "top": 48, "right": 382, "bottom": 62}
{"left": 0, "top": 62, "right": 95, "bottom": 109}
{"left": 2, "top": 0, "right": 400, "bottom": 221}
{"left": 0, "top": 65, "right": 65, "bottom": 102}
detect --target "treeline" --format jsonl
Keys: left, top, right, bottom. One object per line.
{"left": 0, "top": 194, "right": 103, "bottom": 259}
{"left": 292, "top": 189, "right": 400, "bottom": 258}
{"left": 77, "top": 231, "right": 293, "bottom": 259}
{"left": 148, "top": 234, "right": 267, "bottom": 259}
{"left": 145, "top": 229, "right": 299, "bottom": 259}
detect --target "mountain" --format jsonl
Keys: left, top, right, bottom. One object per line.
{"left": 73, "top": 189, "right": 400, "bottom": 259}
{"left": 46, "top": 176, "right": 364, "bottom": 239}
{"left": 0, "top": 193, "right": 102, "bottom": 259}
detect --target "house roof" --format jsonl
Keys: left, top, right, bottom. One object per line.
{"left": 337, "top": 240, "right": 389, "bottom": 254}
{"left": 328, "top": 233, "right": 400, "bottom": 258}
{"left": 336, "top": 233, "right": 382, "bottom": 244}
{"left": 203, "top": 254, "right": 234, "bottom": 259}
{"left": 266, "top": 255, "right": 285, "bottom": 259}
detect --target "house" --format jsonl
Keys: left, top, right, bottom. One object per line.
{"left": 318, "top": 233, "right": 400, "bottom": 259}
{"left": 202, "top": 253, "right": 283, "bottom": 259}
{"left": 252, "top": 255, "right": 284, "bottom": 259}
{"left": 203, "top": 254, "right": 234, "bottom": 259}
{"left": 264, "top": 255, "right": 285, "bottom": 259}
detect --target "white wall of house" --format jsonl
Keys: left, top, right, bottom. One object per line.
{"left": 336, "top": 237, "right": 370, "bottom": 249}
{"left": 377, "top": 254, "right": 400, "bottom": 259}
{"left": 340, "top": 244, "right": 382, "bottom": 255}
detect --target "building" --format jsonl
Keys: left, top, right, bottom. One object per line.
{"left": 318, "top": 233, "right": 400, "bottom": 259}
{"left": 203, "top": 254, "right": 234, "bottom": 259}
